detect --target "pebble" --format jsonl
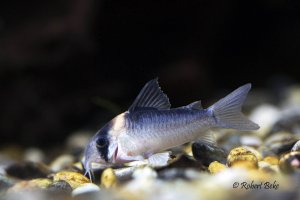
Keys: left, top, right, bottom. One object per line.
{"left": 182, "top": 144, "right": 193, "bottom": 158}
{"left": 268, "top": 165, "right": 280, "bottom": 173}
{"left": 264, "top": 132, "right": 298, "bottom": 155}
{"left": 217, "top": 132, "right": 241, "bottom": 152}
{"left": 230, "top": 160, "right": 258, "bottom": 170}
{"left": 52, "top": 171, "right": 90, "bottom": 189}
{"left": 279, "top": 151, "right": 300, "bottom": 174}
{"left": 101, "top": 168, "right": 117, "bottom": 188}
{"left": 72, "top": 183, "right": 100, "bottom": 197}
{"left": 73, "top": 162, "right": 84, "bottom": 171}
{"left": 133, "top": 167, "right": 157, "bottom": 180}
{"left": 291, "top": 140, "right": 300, "bottom": 152}
{"left": 50, "top": 154, "right": 75, "bottom": 172}
{"left": 192, "top": 141, "right": 227, "bottom": 166}
{"left": 208, "top": 161, "right": 227, "bottom": 174}
{"left": 24, "top": 148, "right": 45, "bottom": 163}
{"left": 6, "top": 190, "right": 47, "bottom": 200}
{"left": 5, "top": 162, "right": 51, "bottom": 179}
{"left": 118, "top": 173, "right": 231, "bottom": 200}
{"left": 258, "top": 161, "right": 270, "bottom": 169}
{"left": 258, "top": 161, "right": 280, "bottom": 174}
{"left": 7, "top": 179, "right": 52, "bottom": 193}
{"left": 114, "top": 166, "right": 136, "bottom": 181}
{"left": 30, "top": 178, "right": 53, "bottom": 189}
{"left": 249, "top": 104, "right": 280, "bottom": 137}
{"left": 240, "top": 135, "right": 262, "bottom": 147}
{"left": 245, "top": 146, "right": 263, "bottom": 161}
{"left": 66, "top": 131, "right": 92, "bottom": 156}
{"left": 47, "top": 180, "right": 73, "bottom": 194}
{"left": 227, "top": 147, "right": 258, "bottom": 168}
{"left": 158, "top": 168, "right": 205, "bottom": 180}
{"left": 0, "top": 154, "right": 16, "bottom": 175}
{"left": 263, "top": 156, "right": 279, "bottom": 165}
{"left": 159, "top": 168, "right": 187, "bottom": 180}
{"left": 285, "top": 85, "right": 300, "bottom": 105}
{"left": 0, "top": 173, "right": 15, "bottom": 193}
{"left": 271, "top": 108, "right": 300, "bottom": 134}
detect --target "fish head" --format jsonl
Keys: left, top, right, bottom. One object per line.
{"left": 83, "top": 124, "right": 119, "bottom": 173}
{"left": 83, "top": 113, "right": 127, "bottom": 173}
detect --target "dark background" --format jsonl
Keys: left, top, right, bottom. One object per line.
{"left": 0, "top": 0, "right": 300, "bottom": 147}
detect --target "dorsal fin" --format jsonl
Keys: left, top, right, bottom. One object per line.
{"left": 183, "top": 101, "right": 203, "bottom": 110}
{"left": 129, "top": 78, "right": 171, "bottom": 112}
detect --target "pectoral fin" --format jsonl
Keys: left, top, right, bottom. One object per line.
{"left": 196, "top": 130, "right": 217, "bottom": 146}
{"left": 147, "top": 152, "right": 171, "bottom": 167}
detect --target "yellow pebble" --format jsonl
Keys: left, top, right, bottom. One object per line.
{"left": 53, "top": 171, "right": 90, "bottom": 189}
{"left": 263, "top": 156, "right": 279, "bottom": 165}
{"left": 208, "top": 161, "right": 226, "bottom": 174}
{"left": 30, "top": 178, "right": 53, "bottom": 189}
{"left": 231, "top": 160, "right": 258, "bottom": 170}
{"left": 227, "top": 147, "right": 258, "bottom": 168}
{"left": 101, "top": 168, "right": 117, "bottom": 188}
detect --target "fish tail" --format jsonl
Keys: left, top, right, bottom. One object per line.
{"left": 208, "top": 84, "right": 259, "bottom": 131}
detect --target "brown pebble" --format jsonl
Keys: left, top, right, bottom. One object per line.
{"left": 53, "top": 171, "right": 90, "bottom": 189}
{"left": 227, "top": 147, "right": 258, "bottom": 168}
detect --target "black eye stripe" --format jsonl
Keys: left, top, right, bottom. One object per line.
{"left": 96, "top": 138, "right": 109, "bottom": 162}
{"left": 94, "top": 123, "right": 112, "bottom": 162}
{"left": 96, "top": 137, "right": 108, "bottom": 148}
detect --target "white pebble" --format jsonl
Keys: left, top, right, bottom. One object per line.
{"left": 71, "top": 183, "right": 100, "bottom": 197}
{"left": 50, "top": 154, "right": 75, "bottom": 172}
{"left": 249, "top": 104, "right": 280, "bottom": 136}
{"left": 133, "top": 167, "right": 157, "bottom": 179}
{"left": 67, "top": 131, "right": 92, "bottom": 150}
{"left": 24, "top": 148, "right": 45, "bottom": 163}
{"left": 240, "top": 136, "right": 262, "bottom": 147}
{"left": 284, "top": 85, "right": 300, "bottom": 106}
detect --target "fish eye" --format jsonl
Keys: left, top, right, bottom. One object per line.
{"left": 96, "top": 137, "right": 107, "bottom": 148}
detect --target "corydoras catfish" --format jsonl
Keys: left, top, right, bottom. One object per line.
{"left": 83, "top": 79, "right": 259, "bottom": 177}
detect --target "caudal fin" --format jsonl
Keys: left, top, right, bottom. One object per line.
{"left": 208, "top": 84, "right": 259, "bottom": 131}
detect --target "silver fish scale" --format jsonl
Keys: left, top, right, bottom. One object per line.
{"left": 124, "top": 108, "right": 214, "bottom": 154}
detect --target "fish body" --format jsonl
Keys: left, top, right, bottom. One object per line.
{"left": 117, "top": 108, "right": 213, "bottom": 159}
{"left": 83, "top": 79, "right": 259, "bottom": 175}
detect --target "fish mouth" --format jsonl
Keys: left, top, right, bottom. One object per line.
{"left": 112, "top": 146, "right": 118, "bottom": 164}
